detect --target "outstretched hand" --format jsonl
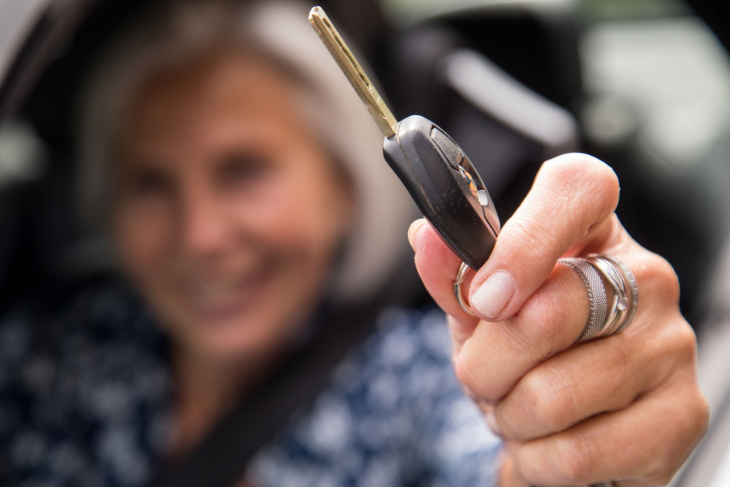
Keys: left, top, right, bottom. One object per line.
{"left": 409, "top": 153, "right": 708, "bottom": 486}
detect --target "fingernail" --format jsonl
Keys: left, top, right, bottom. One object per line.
{"left": 485, "top": 412, "right": 502, "bottom": 437}
{"left": 407, "top": 219, "right": 427, "bottom": 250}
{"left": 471, "top": 271, "right": 515, "bottom": 320}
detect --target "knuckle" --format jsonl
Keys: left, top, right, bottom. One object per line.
{"left": 636, "top": 253, "right": 681, "bottom": 306}
{"left": 522, "top": 367, "right": 575, "bottom": 434}
{"left": 677, "top": 389, "right": 710, "bottom": 447}
{"left": 643, "top": 441, "right": 686, "bottom": 485}
{"left": 650, "top": 316, "right": 698, "bottom": 372}
{"left": 645, "top": 393, "right": 709, "bottom": 485}
{"left": 647, "top": 446, "right": 679, "bottom": 483}
{"left": 512, "top": 446, "right": 542, "bottom": 485}
{"left": 453, "top": 352, "right": 497, "bottom": 403}
{"left": 553, "top": 433, "right": 596, "bottom": 483}
{"left": 693, "top": 393, "right": 711, "bottom": 440}
{"left": 671, "top": 322, "right": 699, "bottom": 363}
{"left": 669, "top": 395, "right": 710, "bottom": 476}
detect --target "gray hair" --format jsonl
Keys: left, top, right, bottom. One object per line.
{"left": 77, "top": 0, "right": 416, "bottom": 303}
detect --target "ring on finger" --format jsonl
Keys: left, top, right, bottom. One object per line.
{"left": 559, "top": 253, "right": 639, "bottom": 342}
{"left": 558, "top": 257, "right": 608, "bottom": 341}
{"left": 586, "top": 253, "right": 639, "bottom": 336}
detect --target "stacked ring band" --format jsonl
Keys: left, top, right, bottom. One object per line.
{"left": 559, "top": 253, "right": 638, "bottom": 341}
{"left": 559, "top": 257, "right": 608, "bottom": 341}
{"left": 585, "top": 254, "right": 639, "bottom": 336}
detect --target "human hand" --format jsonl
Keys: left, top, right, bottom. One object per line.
{"left": 409, "top": 153, "right": 708, "bottom": 486}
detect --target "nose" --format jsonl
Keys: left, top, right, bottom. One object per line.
{"left": 178, "top": 183, "right": 230, "bottom": 258}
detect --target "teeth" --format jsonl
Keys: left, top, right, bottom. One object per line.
{"left": 192, "top": 280, "right": 242, "bottom": 301}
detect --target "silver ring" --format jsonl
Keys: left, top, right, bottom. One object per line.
{"left": 559, "top": 257, "right": 608, "bottom": 341}
{"left": 560, "top": 253, "right": 638, "bottom": 342}
{"left": 454, "top": 261, "right": 476, "bottom": 316}
{"left": 585, "top": 253, "right": 639, "bottom": 338}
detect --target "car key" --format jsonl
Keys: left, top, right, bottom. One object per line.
{"left": 308, "top": 6, "right": 500, "bottom": 271}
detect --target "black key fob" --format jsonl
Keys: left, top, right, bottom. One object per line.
{"left": 384, "top": 115, "right": 500, "bottom": 269}
{"left": 309, "top": 8, "right": 500, "bottom": 270}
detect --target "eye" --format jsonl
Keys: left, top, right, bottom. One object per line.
{"left": 217, "top": 152, "right": 273, "bottom": 187}
{"left": 117, "top": 166, "right": 172, "bottom": 200}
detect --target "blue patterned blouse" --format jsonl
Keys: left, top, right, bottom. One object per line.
{"left": 0, "top": 278, "right": 501, "bottom": 486}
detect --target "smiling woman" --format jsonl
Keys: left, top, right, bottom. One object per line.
{"left": 112, "top": 48, "right": 361, "bottom": 455}
{"left": 71, "top": 0, "right": 426, "bottom": 466}
{"left": 113, "top": 48, "right": 353, "bottom": 364}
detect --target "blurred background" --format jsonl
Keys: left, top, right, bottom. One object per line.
{"left": 0, "top": 0, "right": 728, "bottom": 326}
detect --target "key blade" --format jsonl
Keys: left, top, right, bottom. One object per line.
{"left": 309, "top": 6, "right": 397, "bottom": 138}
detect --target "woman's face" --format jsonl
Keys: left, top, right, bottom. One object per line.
{"left": 113, "top": 49, "right": 353, "bottom": 364}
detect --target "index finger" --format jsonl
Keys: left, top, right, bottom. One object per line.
{"left": 468, "top": 153, "right": 620, "bottom": 322}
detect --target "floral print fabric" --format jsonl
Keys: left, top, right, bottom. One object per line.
{"left": 0, "top": 278, "right": 500, "bottom": 486}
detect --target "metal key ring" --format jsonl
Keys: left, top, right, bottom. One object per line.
{"left": 454, "top": 261, "right": 476, "bottom": 316}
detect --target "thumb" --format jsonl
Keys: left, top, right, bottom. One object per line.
{"left": 468, "top": 153, "right": 619, "bottom": 322}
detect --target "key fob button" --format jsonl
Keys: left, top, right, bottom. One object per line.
{"left": 430, "top": 127, "right": 463, "bottom": 170}
{"left": 459, "top": 167, "right": 491, "bottom": 208}
{"left": 458, "top": 166, "right": 479, "bottom": 198}
{"left": 477, "top": 190, "right": 490, "bottom": 207}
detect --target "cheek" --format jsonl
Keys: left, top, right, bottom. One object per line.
{"left": 256, "top": 172, "right": 348, "bottom": 259}
{"left": 113, "top": 204, "right": 174, "bottom": 279}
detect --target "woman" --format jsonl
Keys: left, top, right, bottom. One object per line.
{"left": 0, "top": 1, "right": 707, "bottom": 486}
